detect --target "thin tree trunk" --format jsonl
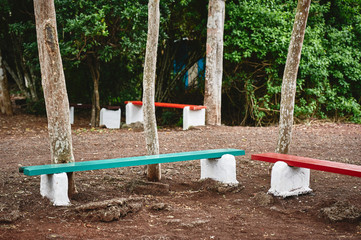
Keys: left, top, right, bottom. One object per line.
{"left": 276, "top": 0, "right": 311, "bottom": 154}
{"left": 0, "top": 50, "right": 13, "bottom": 116}
{"left": 143, "top": 0, "right": 161, "bottom": 181}
{"left": 2, "top": 59, "right": 30, "bottom": 100}
{"left": 34, "top": 0, "right": 76, "bottom": 196}
{"left": 204, "top": 0, "right": 225, "bottom": 125}
{"left": 22, "top": 59, "right": 38, "bottom": 101}
{"left": 88, "top": 56, "right": 100, "bottom": 127}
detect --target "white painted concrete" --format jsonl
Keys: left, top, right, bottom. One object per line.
{"left": 125, "top": 102, "right": 144, "bottom": 124}
{"left": 100, "top": 108, "right": 121, "bottom": 129}
{"left": 69, "top": 106, "right": 74, "bottom": 124}
{"left": 200, "top": 154, "right": 238, "bottom": 184}
{"left": 183, "top": 107, "right": 205, "bottom": 130}
{"left": 40, "top": 173, "right": 70, "bottom": 206}
{"left": 268, "top": 161, "right": 312, "bottom": 198}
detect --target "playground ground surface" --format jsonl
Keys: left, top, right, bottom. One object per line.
{"left": 0, "top": 113, "right": 360, "bottom": 239}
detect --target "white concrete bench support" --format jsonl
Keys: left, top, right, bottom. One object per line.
{"left": 268, "top": 161, "right": 312, "bottom": 198}
{"left": 183, "top": 106, "right": 205, "bottom": 130}
{"left": 125, "top": 102, "right": 144, "bottom": 124}
{"left": 200, "top": 154, "right": 238, "bottom": 184}
{"left": 100, "top": 108, "right": 121, "bottom": 129}
{"left": 69, "top": 106, "right": 74, "bottom": 124}
{"left": 40, "top": 173, "right": 70, "bottom": 206}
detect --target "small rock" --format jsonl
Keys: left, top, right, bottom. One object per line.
{"left": 252, "top": 192, "right": 274, "bottom": 206}
{"left": 320, "top": 201, "right": 361, "bottom": 222}
{"left": 0, "top": 210, "right": 21, "bottom": 223}
{"left": 150, "top": 203, "right": 168, "bottom": 211}
{"left": 74, "top": 197, "right": 143, "bottom": 222}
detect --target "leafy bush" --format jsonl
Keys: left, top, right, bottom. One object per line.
{"left": 224, "top": 0, "right": 361, "bottom": 125}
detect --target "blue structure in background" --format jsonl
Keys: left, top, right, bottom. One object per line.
{"left": 173, "top": 40, "right": 205, "bottom": 89}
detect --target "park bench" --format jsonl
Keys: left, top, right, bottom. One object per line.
{"left": 70, "top": 103, "right": 121, "bottom": 129}
{"left": 125, "top": 101, "right": 207, "bottom": 130}
{"left": 251, "top": 153, "right": 361, "bottom": 198}
{"left": 19, "top": 148, "right": 245, "bottom": 206}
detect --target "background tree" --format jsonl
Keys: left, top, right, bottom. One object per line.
{"left": 0, "top": 49, "right": 13, "bottom": 115}
{"left": 276, "top": 0, "right": 311, "bottom": 154}
{"left": 204, "top": 0, "right": 225, "bottom": 125}
{"left": 1, "top": 0, "right": 360, "bottom": 126}
{"left": 143, "top": 0, "right": 161, "bottom": 181}
{"left": 0, "top": 0, "right": 40, "bottom": 103}
{"left": 54, "top": 0, "right": 149, "bottom": 127}
{"left": 33, "top": 0, "right": 75, "bottom": 195}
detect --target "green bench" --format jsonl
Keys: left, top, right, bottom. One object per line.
{"left": 19, "top": 149, "right": 245, "bottom": 206}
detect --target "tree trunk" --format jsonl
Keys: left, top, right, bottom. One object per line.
{"left": 204, "top": 0, "right": 225, "bottom": 126}
{"left": 33, "top": 0, "right": 76, "bottom": 196}
{"left": 143, "top": 0, "right": 161, "bottom": 181}
{"left": 0, "top": 50, "right": 13, "bottom": 116}
{"left": 88, "top": 56, "right": 101, "bottom": 127}
{"left": 2, "top": 59, "right": 31, "bottom": 100}
{"left": 276, "top": 0, "right": 311, "bottom": 154}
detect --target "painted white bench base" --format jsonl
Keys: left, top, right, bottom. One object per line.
{"left": 125, "top": 102, "right": 205, "bottom": 130}
{"left": 100, "top": 108, "right": 121, "bottom": 129}
{"left": 40, "top": 173, "right": 70, "bottom": 206}
{"left": 69, "top": 106, "right": 121, "bottom": 129}
{"left": 69, "top": 106, "right": 74, "bottom": 124}
{"left": 201, "top": 154, "right": 238, "bottom": 184}
{"left": 39, "top": 154, "right": 238, "bottom": 206}
{"left": 268, "top": 161, "right": 312, "bottom": 198}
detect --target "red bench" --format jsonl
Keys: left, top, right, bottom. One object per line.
{"left": 251, "top": 153, "right": 361, "bottom": 177}
{"left": 125, "top": 101, "right": 206, "bottom": 130}
{"left": 125, "top": 101, "right": 206, "bottom": 111}
{"left": 251, "top": 153, "right": 361, "bottom": 197}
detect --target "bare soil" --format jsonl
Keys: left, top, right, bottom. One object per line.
{"left": 0, "top": 113, "right": 361, "bottom": 239}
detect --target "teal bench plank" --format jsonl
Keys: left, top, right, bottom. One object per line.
{"left": 19, "top": 149, "right": 245, "bottom": 176}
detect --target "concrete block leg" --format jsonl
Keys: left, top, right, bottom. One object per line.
{"left": 40, "top": 173, "right": 70, "bottom": 206}
{"left": 268, "top": 161, "right": 312, "bottom": 198}
{"left": 200, "top": 154, "right": 238, "bottom": 184}
{"left": 100, "top": 108, "right": 121, "bottom": 129}
{"left": 126, "top": 103, "right": 144, "bottom": 125}
{"left": 69, "top": 106, "right": 74, "bottom": 124}
{"left": 183, "top": 107, "right": 205, "bottom": 130}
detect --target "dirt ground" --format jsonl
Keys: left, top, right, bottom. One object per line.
{"left": 0, "top": 112, "right": 361, "bottom": 239}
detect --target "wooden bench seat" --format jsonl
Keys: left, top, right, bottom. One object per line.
{"left": 125, "top": 101, "right": 206, "bottom": 130}
{"left": 19, "top": 149, "right": 245, "bottom": 206}
{"left": 251, "top": 153, "right": 361, "bottom": 177}
{"left": 251, "top": 153, "right": 361, "bottom": 197}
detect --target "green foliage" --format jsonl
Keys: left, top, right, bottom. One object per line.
{"left": 25, "top": 98, "right": 46, "bottom": 115}
{"left": 224, "top": 0, "right": 361, "bottom": 125}
{"left": 160, "top": 110, "right": 182, "bottom": 126}
{"left": 1, "top": 0, "right": 360, "bottom": 125}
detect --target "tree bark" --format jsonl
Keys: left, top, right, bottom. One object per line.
{"left": 33, "top": 0, "right": 76, "bottom": 196}
{"left": 204, "top": 0, "right": 225, "bottom": 126}
{"left": 0, "top": 50, "right": 13, "bottom": 116}
{"left": 143, "top": 0, "right": 161, "bottom": 181}
{"left": 88, "top": 56, "right": 101, "bottom": 127}
{"left": 276, "top": 0, "right": 311, "bottom": 154}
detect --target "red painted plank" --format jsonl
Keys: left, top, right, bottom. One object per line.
{"left": 125, "top": 101, "right": 206, "bottom": 110}
{"left": 251, "top": 153, "right": 361, "bottom": 178}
